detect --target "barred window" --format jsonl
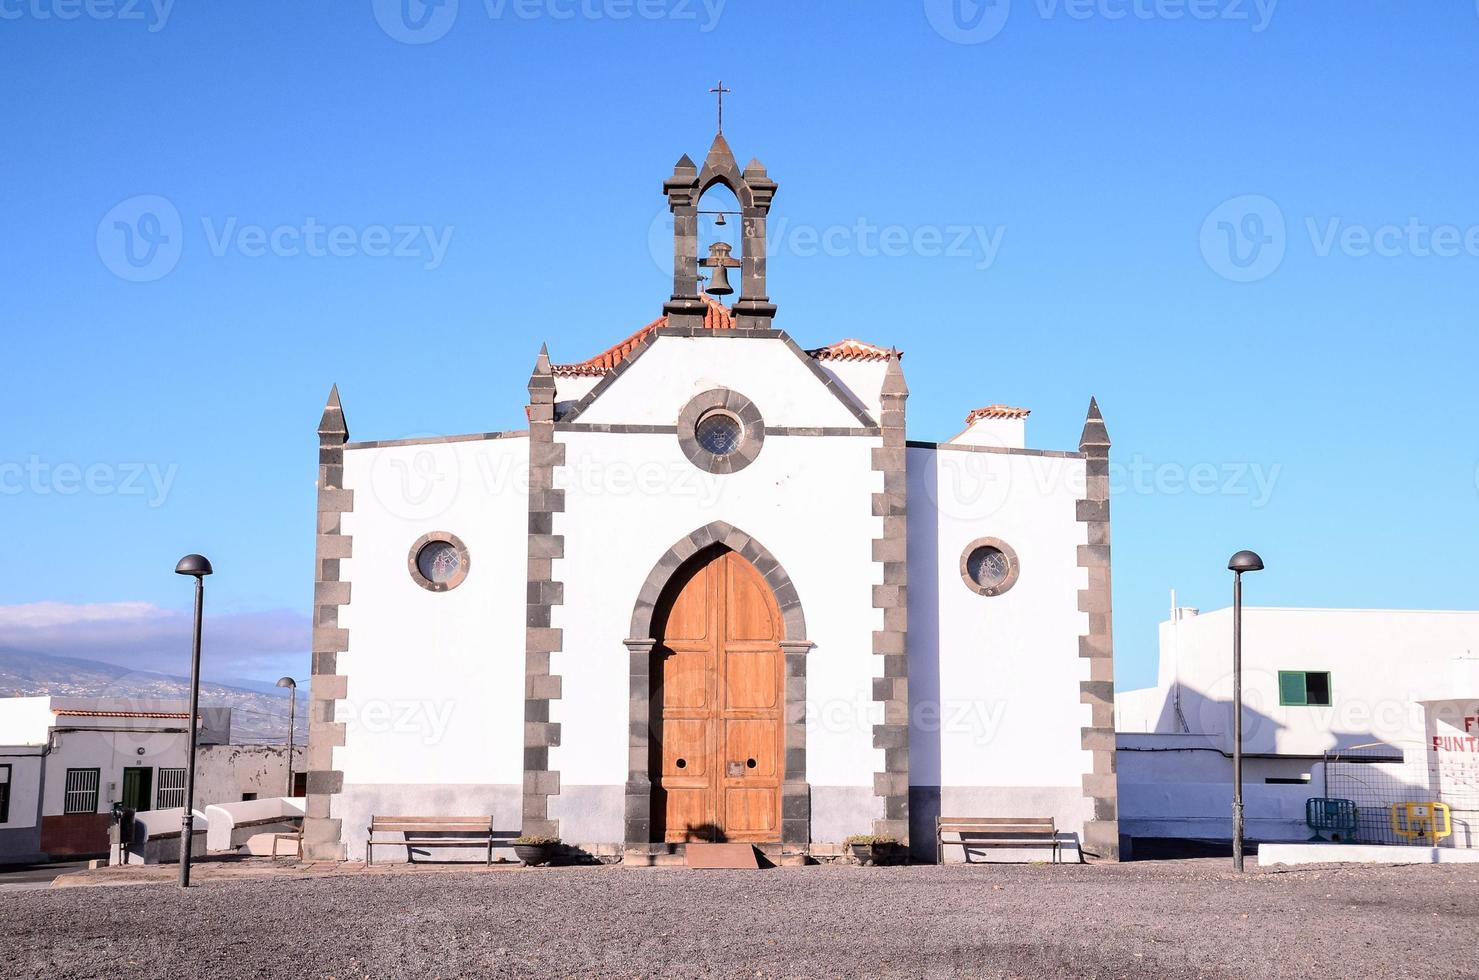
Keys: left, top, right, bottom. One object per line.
{"left": 63, "top": 768, "right": 100, "bottom": 815}
{"left": 156, "top": 768, "right": 187, "bottom": 810}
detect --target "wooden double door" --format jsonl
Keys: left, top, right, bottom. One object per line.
{"left": 652, "top": 547, "right": 784, "bottom": 843}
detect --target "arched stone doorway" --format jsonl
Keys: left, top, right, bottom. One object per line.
{"left": 624, "top": 522, "right": 812, "bottom": 849}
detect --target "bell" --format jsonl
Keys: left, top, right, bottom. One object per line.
{"left": 705, "top": 262, "right": 734, "bottom": 296}
{"left": 700, "top": 240, "right": 739, "bottom": 297}
{"left": 715, "top": 212, "right": 727, "bottom": 227}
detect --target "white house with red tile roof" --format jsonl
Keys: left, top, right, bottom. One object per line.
{"left": 302, "top": 130, "right": 1119, "bottom": 864}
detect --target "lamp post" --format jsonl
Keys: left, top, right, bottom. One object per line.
{"left": 174, "top": 553, "right": 213, "bottom": 888}
{"left": 276, "top": 676, "right": 297, "bottom": 797}
{"left": 1227, "top": 549, "right": 1265, "bottom": 873}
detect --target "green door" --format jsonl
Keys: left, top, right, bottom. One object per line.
{"left": 121, "top": 767, "right": 153, "bottom": 812}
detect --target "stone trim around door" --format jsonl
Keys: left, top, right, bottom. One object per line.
{"left": 304, "top": 385, "right": 352, "bottom": 862}
{"left": 624, "top": 522, "right": 812, "bottom": 850}
{"left": 872, "top": 352, "right": 910, "bottom": 843}
{"left": 1076, "top": 397, "right": 1120, "bottom": 861}
{"left": 523, "top": 346, "right": 564, "bottom": 841}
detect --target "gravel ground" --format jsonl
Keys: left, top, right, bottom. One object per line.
{"left": 2, "top": 860, "right": 1476, "bottom": 979}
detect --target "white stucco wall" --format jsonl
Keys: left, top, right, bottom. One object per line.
{"left": 574, "top": 336, "right": 869, "bottom": 429}
{"left": 1117, "top": 608, "right": 1479, "bottom": 756}
{"left": 194, "top": 744, "right": 305, "bottom": 805}
{"left": 336, "top": 436, "right": 530, "bottom": 790}
{"left": 0, "top": 751, "right": 43, "bottom": 830}
{"left": 907, "top": 444, "right": 1094, "bottom": 834}
{"left": 0, "top": 698, "right": 58, "bottom": 745}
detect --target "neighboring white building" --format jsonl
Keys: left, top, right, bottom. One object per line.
{"left": 0, "top": 696, "right": 230, "bottom": 862}
{"left": 0, "top": 696, "right": 300, "bottom": 863}
{"left": 300, "top": 129, "right": 1122, "bottom": 863}
{"left": 1116, "top": 606, "right": 1479, "bottom": 848}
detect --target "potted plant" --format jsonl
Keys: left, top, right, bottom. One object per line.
{"left": 513, "top": 834, "right": 559, "bottom": 867}
{"left": 845, "top": 834, "right": 899, "bottom": 867}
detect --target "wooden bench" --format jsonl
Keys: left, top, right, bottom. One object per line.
{"left": 936, "top": 816, "right": 1060, "bottom": 864}
{"left": 366, "top": 816, "right": 500, "bottom": 866}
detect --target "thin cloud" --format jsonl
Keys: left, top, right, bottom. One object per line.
{"left": 0, "top": 602, "right": 310, "bottom": 683}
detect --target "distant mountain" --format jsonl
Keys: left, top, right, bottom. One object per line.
{"left": 0, "top": 647, "right": 306, "bottom": 744}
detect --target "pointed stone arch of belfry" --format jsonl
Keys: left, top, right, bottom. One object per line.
{"left": 623, "top": 521, "right": 812, "bottom": 850}
{"left": 662, "top": 132, "right": 778, "bottom": 332}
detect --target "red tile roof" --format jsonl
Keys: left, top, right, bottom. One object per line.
{"left": 550, "top": 299, "right": 899, "bottom": 378}
{"left": 52, "top": 709, "right": 191, "bottom": 720}
{"left": 965, "top": 405, "right": 1031, "bottom": 424}
{"left": 805, "top": 339, "right": 896, "bottom": 362}
{"left": 552, "top": 295, "right": 735, "bottom": 377}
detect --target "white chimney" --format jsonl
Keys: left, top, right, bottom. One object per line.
{"left": 951, "top": 405, "right": 1030, "bottom": 450}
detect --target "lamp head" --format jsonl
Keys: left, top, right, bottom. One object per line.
{"left": 1227, "top": 550, "right": 1265, "bottom": 574}
{"left": 276, "top": 676, "right": 297, "bottom": 690}
{"left": 174, "top": 554, "right": 214, "bottom": 578}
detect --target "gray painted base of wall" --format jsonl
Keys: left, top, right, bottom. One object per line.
{"left": 549, "top": 784, "right": 623, "bottom": 845}
{"left": 0, "top": 825, "right": 44, "bottom": 865}
{"left": 335, "top": 784, "right": 521, "bottom": 863}
{"left": 811, "top": 786, "right": 884, "bottom": 845}
{"left": 910, "top": 786, "right": 1094, "bottom": 863}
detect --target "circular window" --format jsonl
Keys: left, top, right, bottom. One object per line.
{"left": 695, "top": 411, "right": 744, "bottom": 457}
{"left": 960, "top": 537, "right": 1020, "bottom": 597}
{"left": 408, "top": 532, "right": 470, "bottom": 592}
{"left": 677, "top": 389, "right": 765, "bottom": 474}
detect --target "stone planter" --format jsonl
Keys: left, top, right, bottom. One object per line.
{"left": 850, "top": 843, "right": 897, "bottom": 867}
{"left": 514, "top": 844, "right": 552, "bottom": 867}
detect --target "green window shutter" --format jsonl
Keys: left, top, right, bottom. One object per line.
{"left": 1279, "top": 671, "right": 1307, "bottom": 706}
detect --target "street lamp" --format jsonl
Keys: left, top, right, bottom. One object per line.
{"left": 1227, "top": 549, "right": 1265, "bottom": 873}
{"left": 276, "top": 676, "right": 297, "bottom": 797}
{"left": 174, "top": 553, "right": 213, "bottom": 888}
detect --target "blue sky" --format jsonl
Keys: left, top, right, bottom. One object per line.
{"left": 2, "top": 0, "right": 1477, "bottom": 690}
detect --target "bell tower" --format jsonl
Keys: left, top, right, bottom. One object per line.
{"left": 662, "top": 84, "right": 778, "bottom": 330}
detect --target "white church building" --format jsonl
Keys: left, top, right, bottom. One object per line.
{"left": 300, "top": 130, "right": 1120, "bottom": 863}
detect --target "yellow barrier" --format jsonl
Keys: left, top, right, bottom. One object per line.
{"left": 1389, "top": 802, "right": 1452, "bottom": 843}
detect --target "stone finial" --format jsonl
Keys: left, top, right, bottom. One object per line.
{"left": 529, "top": 344, "right": 555, "bottom": 396}
{"left": 1079, "top": 397, "right": 1110, "bottom": 455}
{"left": 881, "top": 348, "right": 909, "bottom": 399}
{"left": 317, "top": 384, "right": 348, "bottom": 444}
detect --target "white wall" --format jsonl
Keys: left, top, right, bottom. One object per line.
{"left": 574, "top": 336, "right": 868, "bottom": 429}
{"left": 0, "top": 698, "right": 56, "bottom": 745}
{"left": 907, "top": 445, "right": 1093, "bottom": 827}
{"left": 1118, "top": 608, "right": 1479, "bottom": 756}
{"left": 337, "top": 435, "right": 530, "bottom": 790}
{"left": 194, "top": 744, "right": 304, "bottom": 806}
{"left": 0, "top": 751, "right": 43, "bottom": 829}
